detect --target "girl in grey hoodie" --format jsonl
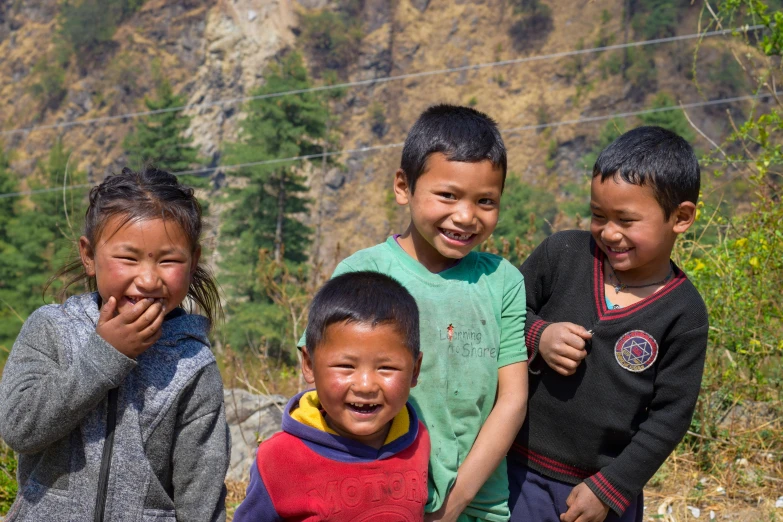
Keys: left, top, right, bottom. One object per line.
{"left": 0, "top": 167, "right": 229, "bottom": 522}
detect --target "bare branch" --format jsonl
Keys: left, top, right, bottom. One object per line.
{"left": 680, "top": 101, "right": 728, "bottom": 158}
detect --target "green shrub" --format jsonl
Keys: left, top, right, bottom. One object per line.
{"left": 631, "top": 0, "right": 685, "bottom": 39}
{"left": 299, "top": 6, "right": 363, "bottom": 76}
{"left": 369, "top": 102, "right": 387, "bottom": 138}
{"left": 624, "top": 47, "right": 658, "bottom": 97}
{"left": 28, "top": 57, "right": 67, "bottom": 111}
{"left": 492, "top": 176, "right": 558, "bottom": 265}
{"left": 508, "top": 0, "right": 553, "bottom": 51}
{"left": 638, "top": 93, "right": 696, "bottom": 142}
{"left": 57, "top": 0, "right": 145, "bottom": 62}
{"left": 0, "top": 442, "right": 17, "bottom": 514}
{"left": 707, "top": 51, "right": 747, "bottom": 97}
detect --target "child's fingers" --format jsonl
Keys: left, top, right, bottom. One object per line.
{"left": 98, "top": 296, "right": 117, "bottom": 326}
{"left": 131, "top": 300, "right": 164, "bottom": 328}
{"left": 560, "top": 486, "right": 584, "bottom": 522}
{"left": 552, "top": 356, "right": 581, "bottom": 376}
{"left": 566, "top": 323, "right": 593, "bottom": 340}
{"left": 564, "top": 334, "right": 588, "bottom": 351}
{"left": 559, "top": 505, "right": 579, "bottom": 522}
{"left": 140, "top": 310, "right": 165, "bottom": 342}
{"left": 122, "top": 297, "right": 157, "bottom": 323}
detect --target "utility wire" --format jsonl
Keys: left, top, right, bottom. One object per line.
{"left": 0, "top": 25, "right": 763, "bottom": 138}
{"left": 0, "top": 90, "right": 773, "bottom": 200}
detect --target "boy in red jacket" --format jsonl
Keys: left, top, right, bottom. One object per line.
{"left": 234, "top": 271, "right": 428, "bottom": 521}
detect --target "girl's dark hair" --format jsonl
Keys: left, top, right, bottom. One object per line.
{"left": 51, "top": 166, "right": 223, "bottom": 326}
{"left": 306, "top": 271, "right": 420, "bottom": 360}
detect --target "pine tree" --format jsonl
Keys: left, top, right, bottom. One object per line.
{"left": 0, "top": 140, "right": 88, "bottom": 351}
{"left": 220, "top": 52, "right": 331, "bottom": 354}
{"left": 123, "top": 78, "right": 205, "bottom": 187}
{"left": 0, "top": 146, "right": 22, "bottom": 350}
{"left": 223, "top": 52, "right": 329, "bottom": 269}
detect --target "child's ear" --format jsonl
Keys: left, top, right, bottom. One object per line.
{"left": 301, "top": 347, "right": 316, "bottom": 385}
{"left": 79, "top": 236, "right": 96, "bottom": 277}
{"left": 393, "top": 169, "right": 411, "bottom": 205}
{"left": 672, "top": 201, "right": 697, "bottom": 234}
{"left": 410, "top": 352, "right": 423, "bottom": 388}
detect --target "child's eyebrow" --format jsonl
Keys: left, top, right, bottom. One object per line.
{"left": 116, "top": 245, "right": 144, "bottom": 254}
{"left": 115, "top": 245, "right": 184, "bottom": 255}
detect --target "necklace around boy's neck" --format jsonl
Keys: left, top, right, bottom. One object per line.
{"left": 605, "top": 260, "right": 674, "bottom": 294}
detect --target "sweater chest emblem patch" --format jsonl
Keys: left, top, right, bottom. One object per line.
{"left": 614, "top": 330, "right": 658, "bottom": 372}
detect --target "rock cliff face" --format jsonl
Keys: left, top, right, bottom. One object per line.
{"left": 0, "top": 0, "right": 735, "bottom": 265}
{"left": 185, "top": 0, "right": 296, "bottom": 163}
{"left": 0, "top": 0, "right": 294, "bottom": 180}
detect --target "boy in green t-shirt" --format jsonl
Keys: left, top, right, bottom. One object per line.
{"left": 303, "top": 105, "right": 528, "bottom": 521}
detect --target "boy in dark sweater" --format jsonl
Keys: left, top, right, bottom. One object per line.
{"left": 233, "top": 271, "right": 429, "bottom": 521}
{"left": 508, "top": 126, "right": 708, "bottom": 522}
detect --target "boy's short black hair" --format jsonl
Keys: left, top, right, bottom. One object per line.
{"left": 400, "top": 104, "right": 507, "bottom": 194}
{"left": 306, "top": 271, "right": 420, "bottom": 359}
{"left": 593, "top": 125, "right": 700, "bottom": 219}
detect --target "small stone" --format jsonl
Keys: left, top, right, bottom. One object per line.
{"left": 687, "top": 506, "right": 701, "bottom": 518}
{"left": 709, "top": 510, "right": 715, "bottom": 520}
{"left": 735, "top": 457, "right": 749, "bottom": 466}
{"left": 775, "top": 496, "right": 783, "bottom": 508}
{"left": 716, "top": 486, "right": 726, "bottom": 495}
{"left": 248, "top": 10, "right": 257, "bottom": 22}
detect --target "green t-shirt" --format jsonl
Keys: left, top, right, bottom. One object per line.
{"left": 304, "top": 237, "right": 527, "bottom": 520}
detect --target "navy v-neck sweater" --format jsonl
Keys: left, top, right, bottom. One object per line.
{"left": 510, "top": 230, "right": 708, "bottom": 516}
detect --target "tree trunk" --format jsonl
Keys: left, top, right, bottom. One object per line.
{"left": 622, "top": 0, "right": 632, "bottom": 80}
{"left": 312, "top": 127, "right": 329, "bottom": 285}
{"left": 274, "top": 171, "right": 286, "bottom": 263}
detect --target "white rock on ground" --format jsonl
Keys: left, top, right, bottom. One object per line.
{"left": 223, "top": 388, "right": 288, "bottom": 482}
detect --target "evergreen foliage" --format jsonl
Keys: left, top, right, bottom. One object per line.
{"left": 508, "top": 0, "right": 554, "bottom": 51}
{"left": 0, "top": 141, "right": 88, "bottom": 352}
{"left": 58, "top": 0, "right": 145, "bottom": 60}
{"left": 492, "top": 176, "right": 558, "bottom": 265}
{"left": 638, "top": 93, "right": 696, "bottom": 142}
{"left": 299, "top": 2, "right": 363, "bottom": 76}
{"left": 220, "top": 52, "right": 331, "bottom": 354}
{"left": 0, "top": 442, "right": 16, "bottom": 513}
{"left": 28, "top": 57, "right": 67, "bottom": 112}
{"left": 123, "top": 79, "right": 205, "bottom": 188}
{"left": 580, "top": 119, "right": 627, "bottom": 171}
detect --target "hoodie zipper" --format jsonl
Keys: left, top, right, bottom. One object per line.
{"left": 94, "top": 387, "right": 118, "bottom": 522}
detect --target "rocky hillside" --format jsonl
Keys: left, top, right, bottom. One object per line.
{"left": 0, "top": 0, "right": 758, "bottom": 268}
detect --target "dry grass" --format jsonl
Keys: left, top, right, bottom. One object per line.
{"left": 644, "top": 447, "right": 782, "bottom": 521}
{"left": 225, "top": 479, "right": 248, "bottom": 521}
{"left": 217, "top": 346, "right": 301, "bottom": 400}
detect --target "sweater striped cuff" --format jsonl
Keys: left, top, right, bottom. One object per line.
{"left": 525, "top": 319, "right": 550, "bottom": 363}
{"left": 584, "top": 472, "right": 632, "bottom": 517}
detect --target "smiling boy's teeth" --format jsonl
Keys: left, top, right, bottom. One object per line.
{"left": 442, "top": 230, "right": 472, "bottom": 241}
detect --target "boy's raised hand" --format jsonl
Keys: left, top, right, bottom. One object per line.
{"left": 560, "top": 483, "right": 610, "bottom": 522}
{"left": 96, "top": 296, "right": 165, "bottom": 359}
{"left": 539, "top": 322, "right": 592, "bottom": 376}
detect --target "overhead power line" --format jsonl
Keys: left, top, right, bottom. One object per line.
{"left": 0, "top": 25, "right": 763, "bottom": 138}
{"left": 0, "top": 90, "right": 774, "bottom": 200}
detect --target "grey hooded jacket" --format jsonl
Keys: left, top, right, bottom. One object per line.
{"left": 0, "top": 293, "right": 229, "bottom": 522}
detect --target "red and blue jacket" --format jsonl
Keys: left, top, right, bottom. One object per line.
{"left": 233, "top": 390, "right": 430, "bottom": 522}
